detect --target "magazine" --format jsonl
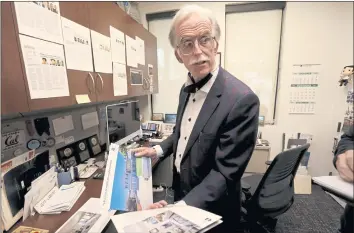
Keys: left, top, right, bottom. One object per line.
{"left": 111, "top": 205, "right": 222, "bottom": 233}
{"left": 100, "top": 143, "right": 153, "bottom": 211}
{"left": 55, "top": 198, "right": 116, "bottom": 233}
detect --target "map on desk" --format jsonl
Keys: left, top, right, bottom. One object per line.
{"left": 100, "top": 143, "right": 153, "bottom": 211}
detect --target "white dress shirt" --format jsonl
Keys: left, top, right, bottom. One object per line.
{"left": 154, "top": 66, "right": 220, "bottom": 173}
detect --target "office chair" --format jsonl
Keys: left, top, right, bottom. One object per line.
{"left": 241, "top": 143, "right": 311, "bottom": 233}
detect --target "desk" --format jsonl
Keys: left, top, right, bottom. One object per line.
{"left": 9, "top": 179, "right": 103, "bottom": 233}
{"left": 245, "top": 146, "right": 271, "bottom": 173}
{"left": 8, "top": 173, "right": 175, "bottom": 233}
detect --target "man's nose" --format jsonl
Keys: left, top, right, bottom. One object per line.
{"left": 193, "top": 40, "right": 203, "bottom": 55}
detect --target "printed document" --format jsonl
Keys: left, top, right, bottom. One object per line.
{"left": 125, "top": 35, "right": 138, "bottom": 68}
{"left": 100, "top": 143, "right": 153, "bottom": 211}
{"left": 110, "top": 26, "right": 126, "bottom": 65}
{"left": 61, "top": 17, "right": 93, "bottom": 71}
{"left": 135, "top": 36, "right": 145, "bottom": 65}
{"left": 111, "top": 205, "right": 222, "bottom": 233}
{"left": 113, "top": 63, "right": 128, "bottom": 96}
{"left": 91, "top": 30, "right": 113, "bottom": 73}
{"left": 19, "top": 35, "right": 69, "bottom": 99}
{"left": 15, "top": 2, "right": 63, "bottom": 44}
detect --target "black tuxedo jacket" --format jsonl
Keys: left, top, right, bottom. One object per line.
{"left": 159, "top": 67, "right": 260, "bottom": 225}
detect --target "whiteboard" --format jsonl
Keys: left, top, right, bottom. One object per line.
{"left": 225, "top": 10, "right": 283, "bottom": 120}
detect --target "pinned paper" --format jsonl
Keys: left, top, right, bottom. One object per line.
{"left": 52, "top": 115, "right": 74, "bottom": 136}
{"left": 76, "top": 94, "right": 91, "bottom": 104}
{"left": 81, "top": 111, "right": 99, "bottom": 130}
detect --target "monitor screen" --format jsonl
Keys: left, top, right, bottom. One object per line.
{"left": 106, "top": 101, "right": 141, "bottom": 146}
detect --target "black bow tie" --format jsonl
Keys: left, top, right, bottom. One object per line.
{"left": 183, "top": 72, "right": 213, "bottom": 93}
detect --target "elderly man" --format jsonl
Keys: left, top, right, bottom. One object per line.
{"left": 134, "top": 4, "right": 260, "bottom": 231}
{"left": 334, "top": 126, "right": 353, "bottom": 233}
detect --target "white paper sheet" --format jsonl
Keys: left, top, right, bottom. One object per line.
{"left": 52, "top": 115, "right": 74, "bottom": 136}
{"left": 81, "top": 111, "right": 99, "bottom": 130}
{"left": 135, "top": 36, "right": 145, "bottom": 65}
{"left": 148, "top": 64, "right": 153, "bottom": 92}
{"left": 113, "top": 63, "right": 128, "bottom": 96}
{"left": 91, "top": 30, "right": 113, "bottom": 73}
{"left": 125, "top": 35, "right": 137, "bottom": 68}
{"left": 24, "top": 167, "right": 58, "bottom": 220}
{"left": 15, "top": 2, "right": 63, "bottom": 44}
{"left": 312, "top": 176, "right": 354, "bottom": 200}
{"left": 61, "top": 17, "right": 93, "bottom": 71}
{"left": 19, "top": 35, "right": 69, "bottom": 99}
{"left": 110, "top": 26, "right": 126, "bottom": 65}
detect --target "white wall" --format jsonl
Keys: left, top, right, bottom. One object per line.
{"left": 138, "top": 2, "right": 354, "bottom": 176}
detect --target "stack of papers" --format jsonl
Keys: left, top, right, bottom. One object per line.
{"left": 111, "top": 205, "right": 222, "bottom": 233}
{"left": 23, "top": 167, "right": 58, "bottom": 220}
{"left": 55, "top": 198, "right": 116, "bottom": 233}
{"left": 34, "top": 182, "right": 86, "bottom": 214}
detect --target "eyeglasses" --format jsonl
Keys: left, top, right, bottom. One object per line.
{"left": 177, "top": 35, "right": 216, "bottom": 55}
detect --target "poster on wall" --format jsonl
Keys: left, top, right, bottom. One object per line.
{"left": 91, "top": 30, "right": 113, "bottom": 74}
{"left": 113, "top": 63, "right": 128, "bottom": 96}
{"left": 19, "top": 35, "right": 70, "bottom": 99}
{"left": 14, "top": 2, "right": 63, "bottom": 44}
{"left": 110, "top": 26, "right": 126, "bottom": 65}
{"left": 61, "top": 17, "right": 93, "bottom": 72}
{"left": 289, "top": 64, "right": 321, "bottom": 114}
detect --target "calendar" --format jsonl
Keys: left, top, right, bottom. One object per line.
{"left": 289, "top": 64, "right": 321, "bottom": 114}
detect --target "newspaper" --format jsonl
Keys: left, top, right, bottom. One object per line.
{"left": 100, "top": 143, "right": 153, "bottom": 211}
{"left": 111, "top": 205, "right": 222, "bottom": 233}
{"left": 55, "top": 198, "right": 116, "bottom": 233}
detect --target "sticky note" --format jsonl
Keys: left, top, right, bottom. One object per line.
{"left": 76, "top": 94, "right": 91, "bottom": 104}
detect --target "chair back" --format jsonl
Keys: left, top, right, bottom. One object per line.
{"left": 249, "top": 143, "right": 310, "bottom": 216}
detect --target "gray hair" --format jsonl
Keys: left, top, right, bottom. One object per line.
{"left": 168, "top": 4, "right": 221, "bottom": 48}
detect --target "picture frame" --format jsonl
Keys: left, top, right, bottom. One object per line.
{"left": 152, "top": 113, "right": 164, "bottom": 121}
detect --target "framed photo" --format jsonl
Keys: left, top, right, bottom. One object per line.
{"left": 216, "top": 52, "right": 221, "bottom": 67}
{"left": 152, "top": 113, "right": 164, "bottom": 121}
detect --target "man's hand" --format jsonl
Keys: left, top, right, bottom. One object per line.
{"left": 132, "top": 147, "right": 156, "bottom": 158}
{"left": 336, "top": 150, "right": 354, "bottom": 182}
{"left": 146, "top": 200, "right": 168, "bottom": 209}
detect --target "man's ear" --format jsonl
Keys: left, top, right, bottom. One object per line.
{"left": 175, "top": 50, "right": 183, "bottom": 63}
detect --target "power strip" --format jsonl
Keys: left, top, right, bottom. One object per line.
{"left": 153, "top": 186, "right": 164, "bottom": 192}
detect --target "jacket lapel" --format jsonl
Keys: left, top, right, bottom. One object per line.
{"left": 174, "top": 90, "right": 189, "bottom": 155}
{"left": 181, "top": 69, "right": 225, "bottom": 161}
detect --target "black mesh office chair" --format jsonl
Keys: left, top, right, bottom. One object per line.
{"left": 241, "top": 143, "right": 311, "bottom": 233}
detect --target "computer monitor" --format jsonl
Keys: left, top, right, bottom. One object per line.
{"left": 105, "top": 100, "right": 142, "bottom": 148}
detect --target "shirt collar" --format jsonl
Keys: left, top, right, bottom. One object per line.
{"left": 185, "top": 65, "right": 220, "bottom": 94}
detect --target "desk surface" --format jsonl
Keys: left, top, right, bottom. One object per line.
{"left": 9, "top": 179, "right": 103, "bottom": 233}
